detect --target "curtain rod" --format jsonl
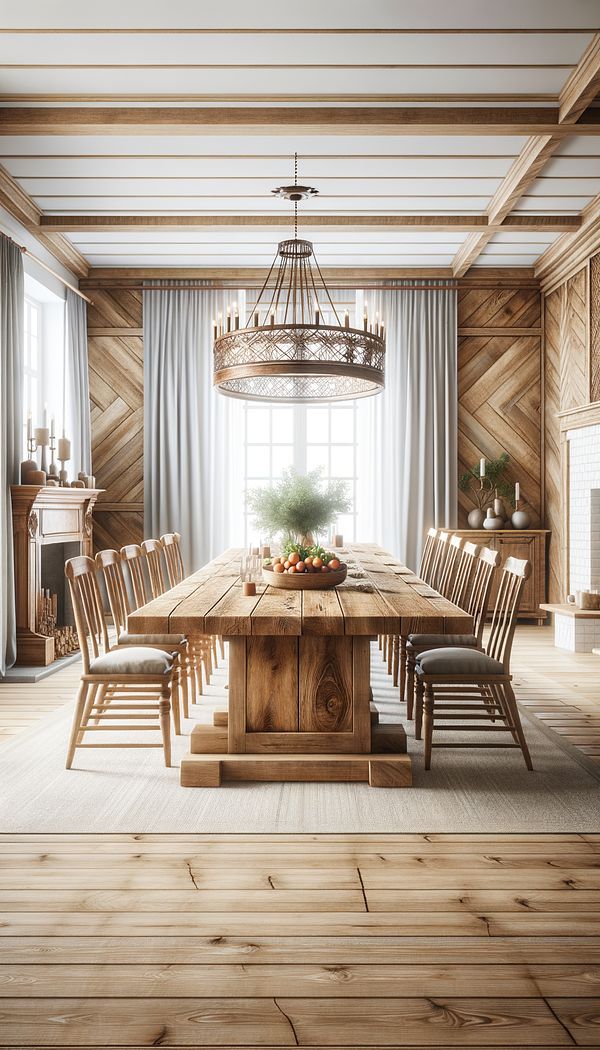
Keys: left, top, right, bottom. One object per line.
{"left": 104, "top": 281, "right": 460, "bottom": 293}
{"left": 1, "top": 231, "right": 93, "bottom": 305}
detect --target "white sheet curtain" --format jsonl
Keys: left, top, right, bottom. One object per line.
{"left": 65, "top": 287, "right": 91, "bottom": 476}
{"left": 0, "top": 234, "right": 24, "bottom": 675}
{"left": 143, "top": 283, "right": 244, "bottom": 573}
{"left": 356, "top": 281, "right": 457, "bottom": 571}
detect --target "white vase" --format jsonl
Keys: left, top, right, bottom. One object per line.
{"left": 483, "top": 507, "right": 503, "bottom": 530}
{"left": 511, "top": 509, "right": 531, "bottom": 529}
{"left": 467, "top": 508, "right": 485, "bottom": 529}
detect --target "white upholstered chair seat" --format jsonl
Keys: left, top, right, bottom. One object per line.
{"left": 90, "top": 646, "right": 175, "bottom": 676}
{"left": 118, "top": 630, "right": 187, "bottom": 646}
{"left": 416, "top": 646, "right": 504, "bottom": 677}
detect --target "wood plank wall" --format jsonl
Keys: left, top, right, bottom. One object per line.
{"left": 86, "top": 280, "right": 544, "bottom": 550}
{"left": 87, "top": 290, "right": 144, "bottom": 553}
{"left": 543, "top": 252, "right": 600, "bottom": 602}
{"left": 457, "top": 285, "right": 542, "bottom": 528}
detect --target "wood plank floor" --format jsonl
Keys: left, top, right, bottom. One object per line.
{"left": 0, "top": 833, "right": 600, "bottom": 1047}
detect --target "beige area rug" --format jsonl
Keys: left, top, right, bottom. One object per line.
{"left": 0, "top": 648, "right": 598, "bottom": 833}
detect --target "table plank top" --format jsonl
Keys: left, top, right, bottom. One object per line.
{"left": 128, "top": 544, "right": 472, "bottom": 637}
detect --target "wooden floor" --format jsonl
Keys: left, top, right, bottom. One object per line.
{"left": 0, "top": 627, "right": 598, "bottom": 1046}
{"left": 0, "top": 832, "right": 599, "bottom": 1047}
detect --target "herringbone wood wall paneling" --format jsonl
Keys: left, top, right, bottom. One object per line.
{"left": 457, "top": 286, "right": 542, "bottom": 529}
{"left": 543, "top": 286, "right": 564, "bottom": 603}
{"left": 590, "top": 253, "right": 600, "bottom": 405}
{"left": 559, "top": 268, "right": 588, "bottom": 413}
{"left": 87, "top": 290, "right": 144, "bottom": 553}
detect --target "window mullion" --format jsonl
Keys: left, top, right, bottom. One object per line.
{"left": 294, "top": 405, "right": 307, "bottom": 473}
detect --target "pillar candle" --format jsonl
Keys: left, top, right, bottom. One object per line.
{"left": 58, "top": 436, "right": 70, "bottom": 461}
{"left": 34, "top": 427, "right": 49, "bottom": 446}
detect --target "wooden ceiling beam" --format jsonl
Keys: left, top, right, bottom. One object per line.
{"left": 1, "top": 106, "right": 600, "bottom": 136}
{"left": 559, "top": 32, "right": 600, "bottom": 123}
{"left": 452, "top": 135, "right": 563, "bottom": 276}
{"left": 0, "top": 163, "right": 88, "bottom": 278}
{"left": 39, "top": 213, "right": 581, "bottom": 234}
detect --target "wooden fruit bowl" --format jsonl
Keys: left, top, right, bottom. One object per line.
{"left": 263, "top": 564, "right": 347, "bottom": 590}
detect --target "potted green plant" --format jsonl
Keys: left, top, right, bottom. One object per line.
{"left": 246, "top": 468, "right": 350, "bottom": 547}
{"left": 459, "top": 452, "right": 515, "bottom": 528}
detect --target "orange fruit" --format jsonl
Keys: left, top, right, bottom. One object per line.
{"left": 273, "top": 562, "right": 285, "bottom": 574}
{"left": 312, "top": 557, "right": 323, "bottom": 569}
{"left": 329, "top": 558, "right": 340, "bottom": 570}
{"left": 296, "top": 561, "right": 305, "bottom": 572}
{"left": 288, "top": 552, "right": 300, "bottom": 565}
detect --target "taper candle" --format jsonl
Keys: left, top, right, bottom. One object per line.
{"left": 363, "top": 307, "right": 368, "bottom": 332}
{"left": 226, "top": 305, "right": 231, "bottom": 332}
{"left": 344, "top": 310, "right": 349, "bottom": 328}
{"left": 233, "top": 302, "right": 239, "bottom": 329}
{"left": 27, "top": 411, "right": 32, "bottom": 441}
{"left": 480, "top": 457, "right": 486, "bottom": 478}
{"left": 515, "top": 482, "right": 520, "bottom": 502}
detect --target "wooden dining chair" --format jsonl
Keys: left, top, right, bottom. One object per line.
{"left": 414, "top": 556, "right": 533, "bottom": 771}
{"left": 405, "top": 543, "right": 500, "bottom": 719}
{"left": 162, "top": 532, "right": 225, "bottom": 665}
{"left": 389, "top": 528, "right": 451, "bottom": 699}
{"left": 95, "top": 548, "right": 190, "bottom": 732}
{"left": 122, "top": 541, "right": 213, "bottom": 697}
{"left": 437, "top": 534, "right": 464, "bottom": 600}
{"left": 64, "top": 556, "right": 175, "bottom": 769}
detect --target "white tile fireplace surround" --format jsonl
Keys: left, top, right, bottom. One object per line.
{"left": 559, "top": 423, "right": 600, "bottom": 652}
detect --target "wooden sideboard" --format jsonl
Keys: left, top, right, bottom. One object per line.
{"left": 11, "top": 485, "right": 102, "bottom": 666}
{"left": 452, "top": 530, "right": 550, "bottom": 624}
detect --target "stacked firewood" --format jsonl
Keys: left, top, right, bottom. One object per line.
{"left": 53, "top": 626, "right": 79, "bottom": 658}
{"left": 37, "top": 590, "right": 57, "bottom": 637}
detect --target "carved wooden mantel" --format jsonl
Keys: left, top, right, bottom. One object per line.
{"left": 11, "top": 485, "right": 102, "bottom": 666}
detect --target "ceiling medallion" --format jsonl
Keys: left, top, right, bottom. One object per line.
{"left": 212, "top": 155, "right": 385, "bottom": 403}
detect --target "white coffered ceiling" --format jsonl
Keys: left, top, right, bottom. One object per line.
{"left": 0, "top": 1, "right": 599, "bottom": 275}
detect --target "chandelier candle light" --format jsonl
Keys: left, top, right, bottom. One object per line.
{"left": 212, "top": 155, "right": 386, "bottom": 404}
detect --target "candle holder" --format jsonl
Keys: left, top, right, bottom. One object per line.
{"left": 21, "top": 436, "right": 39, "bottom": 483}
{"left": 511, "top": 500, "right": 531, "bottom": 530}
{"left": 47, "top": 434, "right": 59, "bottom": 482}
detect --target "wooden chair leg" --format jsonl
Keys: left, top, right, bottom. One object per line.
{"left": 78, "top": 683, "right": 99, "bottom": 741}
{"left": 392, "top": 635, "right": 399, "bottom": 687}
{"left": 502, "top": 682, "right": 534, "bottom": 771}
{"left": 66, "top": 681, "right": 90, "bottom": 769}
{"left": 399, "top": 635, "right": 407, "bottom": 703}
{"left": 415, "top": 677, "right": 425, "bottom": 740}
{"left": 406, "top": 650, "right": 416, "bottom": 720}
{"left": 171, "top": 660, "right": 182, "bottom": 735}
{"left": 423, "top": 683, "right": 435, "bottom": 770}
{"left": 159, "top": 691, "right": 172, "bottom": 767}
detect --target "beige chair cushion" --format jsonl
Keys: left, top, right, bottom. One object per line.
{"left": 90, "top": 646, "right": 174, "bottom": 676}
{"left": 416, "top": 646, "right": 504, "bottom": 677}
{"left": 119, "top": 630, "right": 186, "bottom": 646}
{"left": 407, "top": 632, "right": 478, "bottom": 650}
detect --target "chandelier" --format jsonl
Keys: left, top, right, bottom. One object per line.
{"left": 212, "top": 156, "right": 385, "bottom": 403}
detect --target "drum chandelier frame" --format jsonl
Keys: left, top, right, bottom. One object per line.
{"left": 212, "top": 156, "right": 386, "bottom": 404}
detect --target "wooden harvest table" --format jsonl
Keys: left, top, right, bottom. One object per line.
{"left": 128, "top": 544, "right": 472, "bottom": 788}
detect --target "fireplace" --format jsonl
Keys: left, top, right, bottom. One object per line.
{"left": 567, "top": 422, "right": 600, "bottom": 595}
{"left": 11, "top": 485, "right": 102, "bottom": 666}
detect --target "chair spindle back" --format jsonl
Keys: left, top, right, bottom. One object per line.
{"left": 437, "top": 534, "right": 464, "bottom": 600}
{"left": 142, "top": 539, "right": 167, "bottom": 598}
{"left": 95, "top": 549, "right": 131, "bottom": 636}
{"left": 486, "top": 556, "right": 531, "bottom": 670}
{"left": 429, "top": 530, "right": 451, "bottom": 592}
{"left": 120, "top": 544, "right": 149, "bottom": 610}
{"left": 449, "top": 539, "right": 480, "bottom": 610}
{"left": 419, "top": 528, "right": 439, "bottom": 584}
{"left": 161, "top": 532, "right": 185, "bottom": 588}
{"left": 65, "top": 556, "right": 110, "bottom": 673}
{"left": 466, "top": 545, "right": 501, "bottom": 645}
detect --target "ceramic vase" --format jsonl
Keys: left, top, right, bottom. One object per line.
{"left": 483, "top": 506, "right": 503, "bottom": 530}
{"left": 511, "top": 509, "right": 531, "bottom": 529}
{"left": 467, "top": 507, "right": 485, "bottom": 529}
